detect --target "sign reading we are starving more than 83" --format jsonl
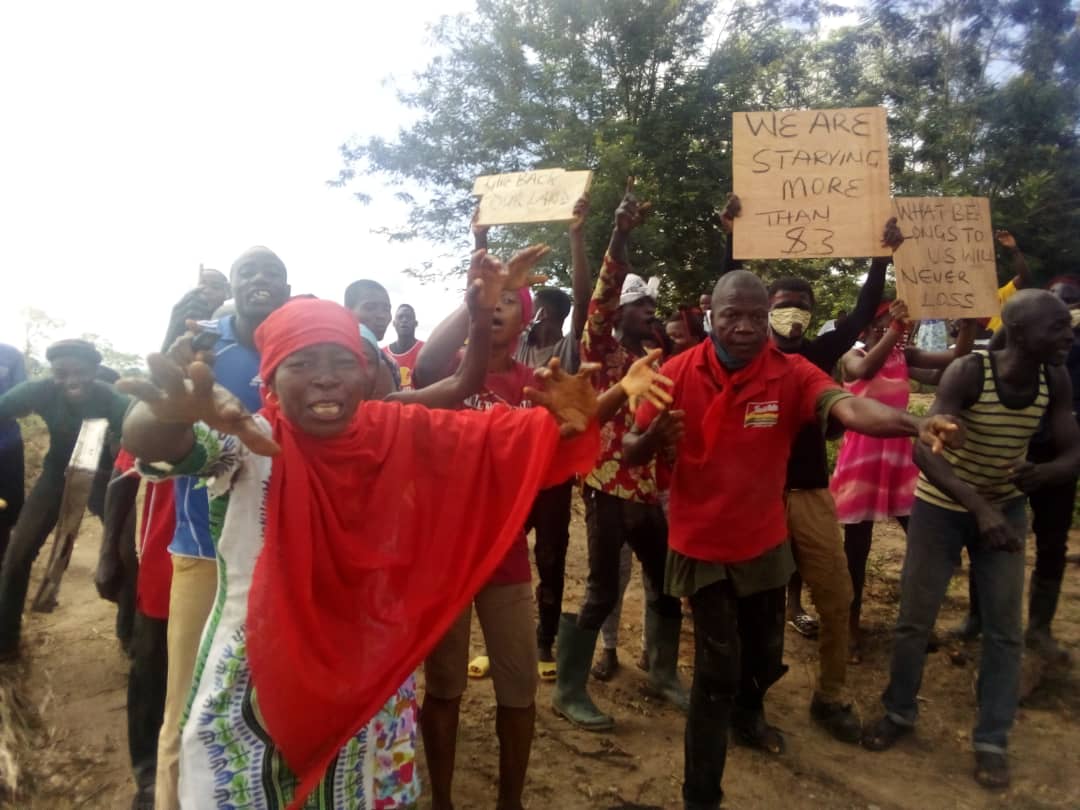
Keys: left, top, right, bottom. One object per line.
{"left": 893, "top": 197, "right": 1001, "bottom": 320}
{"left": 733, "top": 107, "right": 893, "bottom": 259}
{"left": 473, "top": 169, "right": 593, "bottom": 226}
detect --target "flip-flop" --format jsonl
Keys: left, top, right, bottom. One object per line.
{"left": 537, "top": 660, "right": 557, "bottom": 682}
{"left": 467, "top": 655, "right": 490, "bottom": 679}
{"left": 788, "top": 613, "right": 819, "bottom": 639}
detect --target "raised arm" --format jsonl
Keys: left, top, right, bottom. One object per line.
{"left": 825, "top": 218, "right": 901, "bottom": 354}
{"left": 840, "top": 300, "right": 906, "bottom": 382}
{"left": 1009, "top": 365, "right": 1080, "bottom": 491}
{"left": 388, "top": 266, "right": 502, "bottom": 408}
{"left": 716, "top": 193, "right": 742, "bottom": 277}
{"left": 582, "top": 179, "right": 650, "bottom": 363}
{"left": 570, "top": 195, "right": 592, "bottom": 341}
{"left": 996, "top": 230, "right": 1031, "bottom": 290}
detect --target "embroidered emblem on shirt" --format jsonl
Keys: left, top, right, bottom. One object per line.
{"left": 744, "top": 401, "right": 779, "bottom": 428}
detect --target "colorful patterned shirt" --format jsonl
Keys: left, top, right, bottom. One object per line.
{"left": 142, "top": 420, "right": 419, "bottom": 809}
{"left": 580, "top": 252, "right": 659, "bottom": 503}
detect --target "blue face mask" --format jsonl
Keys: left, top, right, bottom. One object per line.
{"left": 711, "top": 333, "right": 750, "bottom": 370}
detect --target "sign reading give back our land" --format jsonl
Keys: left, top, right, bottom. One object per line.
{"left": 473, "top": 169, "right": 593, "bottom": 226}
{"left": 733, "top": 107, "right": 893, "bottom": 259}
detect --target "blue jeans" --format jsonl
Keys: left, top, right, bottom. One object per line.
{"left": 883, "top": 497, "right": 1026, "bottom": 754}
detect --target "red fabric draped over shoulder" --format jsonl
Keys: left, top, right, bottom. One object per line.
{"left": 247, "top": 397, "right": 598, "bottom": 809}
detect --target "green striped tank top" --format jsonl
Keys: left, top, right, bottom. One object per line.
{"left": 915, "top": 351, "right": 1050, "bottom": 512}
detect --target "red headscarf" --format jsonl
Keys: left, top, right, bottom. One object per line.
{"left": 249, "top": 298, "right": 598, "bottom": 808}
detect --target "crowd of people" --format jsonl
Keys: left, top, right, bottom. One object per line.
{"left": 0, "top": 182, "right": 1076, "bottom": 810}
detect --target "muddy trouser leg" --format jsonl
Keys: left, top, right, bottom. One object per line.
{"left": 882, "top": 499, "right": 967, "bottom": 728}
{"left": 683, "top": 579, "right": 740, "bottom": 810}
{"left": 733, "top": 585, "right": 787, "bottom": 717}
{"left": 530, "top": 479, "right": 573, "bottom": 651}
{"left": 623, "top": 500, "right": 681, "bottom": 621}
{"left": 0, "top": 468, "right": 64, "bottom": 651}
{"left": 1027, "top": 472, "right": 1075, "bottom": 638}
{"left": 577, "top": 488, "right": 630, "bottom": 631}
{"left": 128, "top": 610, "right": 168, "bottom": 790}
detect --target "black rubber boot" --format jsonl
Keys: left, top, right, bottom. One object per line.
{"left": 645, "top": 609, "right": 689, "bottom": 712}
{"left": 552, "top": 614, "right": 614, "bottom": 732}
{"left": 1026, "top": 574, "right": 1071, "bottom": 666}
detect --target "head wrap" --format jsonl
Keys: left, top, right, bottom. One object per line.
{"left": 46, "top": 339, "right": 102, "bottom": 367}
{"left": 254, "top": 298, "right": 365, "bottom": 389}
{"left": 767, "top": 307, "right": 812, "bottom": 338}
{"left": 244, "top": 308, "right": 601, "bottom": 808}
{"left": 620, "top": 274, "right": 661, "bottom": 307}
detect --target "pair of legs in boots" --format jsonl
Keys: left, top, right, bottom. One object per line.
{"left": 423, "top": 582, "right": 537, "bottom": 810}
{"left": 553, "top": 486, "right": 687, "bottom": 731}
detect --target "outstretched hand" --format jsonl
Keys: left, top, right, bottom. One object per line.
{"left": 525, "top": 358, "right": 601, "bottom": 438}
{"left": 881, "top": 217, "right": 904, "bottom": 252}
{"left": 995, "top": 230, "right": 1017, "bottom": 251}
{"left": 618, "top": 348, "right": 674, "bottom": 413}
{"left": 615, "top": 176, "right": 652, "bottom": 233}
{"left": 505, "top": 244, "right": 551, "bottom": 290}
{"left": 917, "top": 414, "right": 964, "bottom": 455}
{"left": 117, "top": 354, "right": 280, "bottom": 456}
{"left": 467, "top": 250, "right": 509, "bottom": 311}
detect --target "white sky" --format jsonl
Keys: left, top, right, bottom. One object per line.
{"left": 0, "top": 0, "right": 473, "bottom": 358}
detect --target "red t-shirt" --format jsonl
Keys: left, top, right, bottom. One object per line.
{"left": 114, "top": 450, "right": 175, "bottom": 619}
{"left": 635, "top": 341, "right": 838, "bottom": 564}
{"left": 383, "top": 341, "right": 425, "bottom": 392}
{"left": 458, "top": 359, "right": 537, "bottom": 585}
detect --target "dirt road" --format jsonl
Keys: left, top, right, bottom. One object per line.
{"left": 3, "top": 509, "right": 1078, "bottom": 809}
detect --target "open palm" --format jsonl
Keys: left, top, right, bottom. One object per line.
{"left": 525, "top": 358, "right": 601, "bottom": 437}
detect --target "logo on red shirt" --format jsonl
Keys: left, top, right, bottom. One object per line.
{"left": 744, "top": 400, "right": 780, "bottom": 428}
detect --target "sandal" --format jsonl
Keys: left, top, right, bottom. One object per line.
{"left": 537, "top": 660, "right": 557, "bottom": 682}
{"left": 467, "top": 655, "right": 490, "bottom": 679}
{"left": 861, "top": 715, "right": 911, "bottom": 751}
{"left": 974, "top": 751, "right": 1010, "bottom": 790}
{"left": 788, "top": 613, "right": 819, "bottom": 639}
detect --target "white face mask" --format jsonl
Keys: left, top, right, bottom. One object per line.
{"left": 768, "top": 307, "right": 812, "bottom": 338}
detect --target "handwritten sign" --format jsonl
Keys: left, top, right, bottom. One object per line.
{"left": 473, "top": 169, "right": 592, "bottom": 226}
{"left": 892, "top": 197, "right": 1000, "bottom": 319}
{"left": 733, "top": 107, "right": 892, "bottom": 259}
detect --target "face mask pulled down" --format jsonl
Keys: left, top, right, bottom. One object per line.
{"left": 768, "top": 306, "right": 812, "bottom": 338}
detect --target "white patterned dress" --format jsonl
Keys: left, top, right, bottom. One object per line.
{"left": 144, "top": 419, "right": 420, "bottom": 809}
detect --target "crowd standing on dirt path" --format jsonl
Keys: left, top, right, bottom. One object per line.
{"left": 0, "top": 176, "right": 1077, "bottom": 810}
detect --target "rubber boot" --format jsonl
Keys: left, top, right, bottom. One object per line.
{"left": 645, "top": 609, "right": 689, "bottom": 712}
{"left": 1026, "top": 574, "right": 1071, "bottom": 666}
{"left": 552, "top": 614, "right": 614, "bottom": 731}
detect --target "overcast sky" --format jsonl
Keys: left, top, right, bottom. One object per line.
{"left": 0, "top": 0, "right": 474, "bottom": 358}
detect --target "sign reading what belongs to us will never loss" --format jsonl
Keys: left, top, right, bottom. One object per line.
{"left": 892, "top": 197, "right": 1000, "bottom": 320}
{"left": 473, "top": 169, "right": 593, "bottom": 226}
{"left": 733, "top": 107, "right": 893, "bottom": 260}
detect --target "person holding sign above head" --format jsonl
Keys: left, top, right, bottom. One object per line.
{"left": 862, "top": 289, "right": 1080, "bottom": 791}
{"left": 719, "top": 193, "right": 902, "bottom": 743}
{"left": 553, "top": 179, "right": 691, "bottom": 732}
{"left": 984, "top": 230, "right": 1033, "bottom": 333}
{"left": 624, "top": 269, "right": 964, "bottom": 810}
{"left": 831, "top": 300, "right": 975, "bottom": 664}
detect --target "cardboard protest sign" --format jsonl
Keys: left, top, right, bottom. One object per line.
{"left": 473, "top": 169, "right": 593, "bottom": 226}
{"left": 732, "top": 107, "right": 892, "bottom": 259}
{"left": 892, "top": 197, "right": 1000, "bottom": 320}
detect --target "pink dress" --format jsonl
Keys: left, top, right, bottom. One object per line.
{"left": 829, "top": 346, "right": 918, "bottom": 523}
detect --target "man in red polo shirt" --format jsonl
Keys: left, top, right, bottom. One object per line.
{"left": 626, "top": 270, "right": 961, "bottom": 810}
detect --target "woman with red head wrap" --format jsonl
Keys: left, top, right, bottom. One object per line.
{"left": 117, "top": 273, "right": 610, "bottom": 810}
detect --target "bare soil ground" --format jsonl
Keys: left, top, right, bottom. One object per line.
{"left": 1, "top": 505, "right": 1077, "bottom": 810}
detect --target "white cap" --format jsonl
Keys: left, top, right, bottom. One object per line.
{"left": 620, "top": 274, "right": 661, "bottom": 307}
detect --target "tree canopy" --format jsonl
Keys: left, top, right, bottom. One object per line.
{"left": 335, "top": 0, "right": 1080, "bottom": 317}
